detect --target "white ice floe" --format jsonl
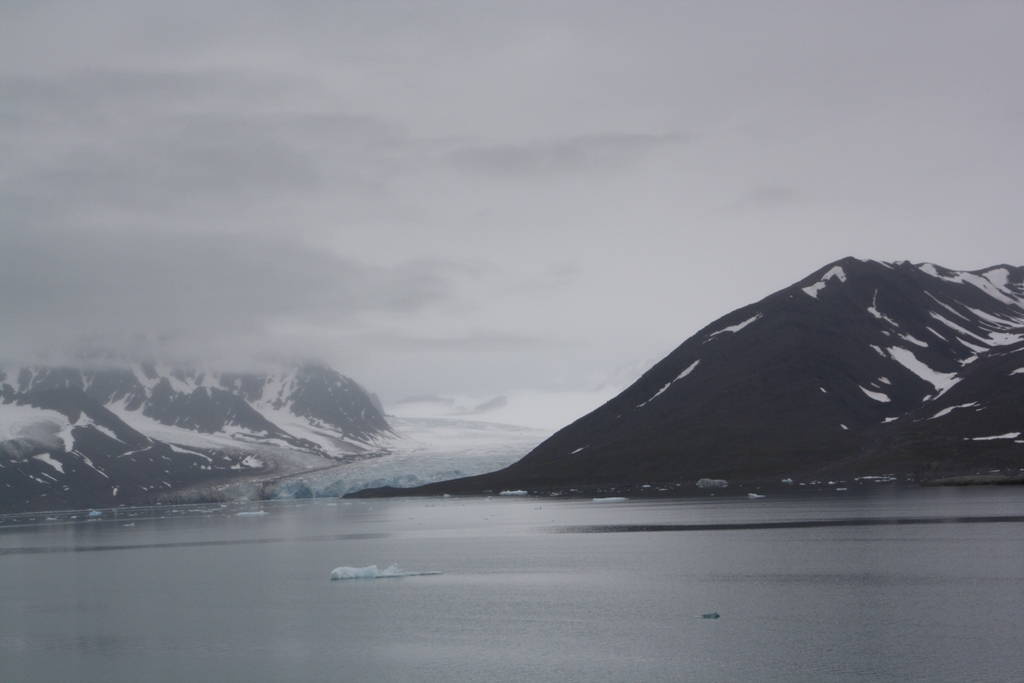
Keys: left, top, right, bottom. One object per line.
{"left": 929, "top": 402, "right": 979, "bottom": 420}
{"left": 235, "top": 510, "right": 269, "bottom": 516}
{"left": 329, "top": 564, "right": 441, "bottom": 580}
{"left": 1012, "top": 368, "right": 1024, "bottom": 376}
{"left": 860, "top": 386, "right": 891, "bottom": 403}
{"left": 969, "top": 433, "right": 1020, "bottom": 441}
{"left": 696, "top": 478, "right": 728, "bottom": 488}
{"left": 592, "top": 497, "right": 627, "bottom": 502}
{"left": 802, "top": 266, "right": 847, "bottom": 299}
{"left": 499, "top": 490, "right": 528, "bottom": 496}
{"left": 887, "top": 347, "right": 959, "bottom": 395}
{"left": 747, "top": 493, "right": 765, "bottom": 498}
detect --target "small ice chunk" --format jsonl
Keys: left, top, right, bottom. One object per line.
{"left": 330, "top": 564, "right": 440, "bottom": 580}
{"left": 88, "top": 510, "right": 102, "bottom": 517}
{"left": 592, "top": 497, "right": 627, "bottom": 502}
{"left": 235, "top": 510, "right": 269, "bottom": 516}
{"left": 696, "top": 478, "right": 728, "bottom": 488}
{"left": 747, "top": 493, "right": 765, "bottom": 498}
{"left": 499, "top": 490, "right": 528, "bottom": 496}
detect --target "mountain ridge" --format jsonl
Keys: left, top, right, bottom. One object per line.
{"left": 0, "top": 362, "right": 393, "bottom": 512}
{"left": 354, "top": 257, "right": 1024, "bottom": 496}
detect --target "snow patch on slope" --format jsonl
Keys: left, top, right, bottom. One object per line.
{"left": 802, "top": 266, "right": 847, "bottom": 299}
{"left": 637, "top": 360, "right": 700, "bottom": 408}
{"left": 32, "top": 453, "right": 65, "bottom": 473}
{"left": 860, "top": 386, "right": 891, "bottom": 403}
{"left": 887, "top": 347, "right": 959, "bottom": 395}
{"left": 708, "top": 314, "right": 761, "bottom": 338}
{"left": 929, "top": 402, "right": 979, "bottom": 420}
{"left": 970, "top": 433, "right": 1020, "bottom": 441}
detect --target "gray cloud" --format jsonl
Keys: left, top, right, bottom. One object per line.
{"left": 726, "top": 185, "right": 799, "bottom": 212}
{"left": 2, "top": 1, "right": 1023, "bottom": 400}
{"left": 446, "top": 133, "right": 686, "bottom": 176}
{"left": 0, "top": 229, "right": 454, "bottom": 367}
{"left": 1, "top": 69, "right": 408, "bottom": 233}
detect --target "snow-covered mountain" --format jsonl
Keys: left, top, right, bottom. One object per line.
{"left": 379, "top": 258, "right": 1024, "bottom": 495}
{"left": 0, "top": 363, "right": 393, "bottom": 512}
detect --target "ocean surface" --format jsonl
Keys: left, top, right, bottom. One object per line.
{"left": 1, "top": 487, "right": 1022, "bottom": 682}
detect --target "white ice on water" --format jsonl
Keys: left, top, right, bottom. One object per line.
{"left": 329, "top": 564, "right": 441, "bottom": 580}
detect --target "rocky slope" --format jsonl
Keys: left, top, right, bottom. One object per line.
{"left": 0, "top": 363, "right": 392, "bottom": 511}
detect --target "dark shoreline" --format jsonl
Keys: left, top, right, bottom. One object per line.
{"left": 344, "top": 473, "right": 1024, "bottom": 500}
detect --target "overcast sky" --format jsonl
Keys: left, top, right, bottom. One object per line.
{"left": 2, "top": 1, "right": 1022, "bottom": 402}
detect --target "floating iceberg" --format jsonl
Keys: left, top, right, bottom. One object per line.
{"left": 748, "top": 493, "right": 765, "bottom": 498}
{"left": 329, "top": 564, "right": 441, "bottom": 580}
{"left": 696, "top": 478, "right": 728, "bottom": 488}
{"left": 235, "top": 510, "right": 269, "bottom": 516}
{"left": 499, "top": 490, "right": 528, "bottom": 496}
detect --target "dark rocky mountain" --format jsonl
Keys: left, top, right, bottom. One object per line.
{"left": 0, "top": 363, "right": 392, "bottom": 512}
{"left": 367, "top": 258, "right": 1024, "bottom": 496}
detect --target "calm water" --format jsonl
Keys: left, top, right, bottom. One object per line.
{"left": 1, "top": 488, "right": 1022, "bottom": 682}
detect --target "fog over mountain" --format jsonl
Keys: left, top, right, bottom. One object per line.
{"left": 3, "top": 2, "right": 1023, "bottom": 405}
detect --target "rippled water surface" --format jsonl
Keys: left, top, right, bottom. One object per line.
{"left": 2, "top": 487, "right": 1022, "bottom": 682}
